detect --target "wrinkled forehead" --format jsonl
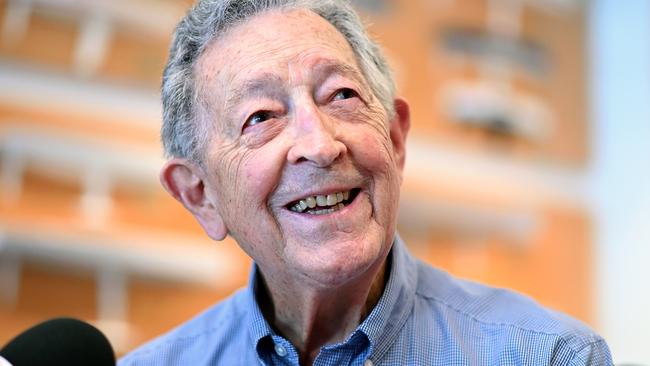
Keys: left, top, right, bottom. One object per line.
{"left": 194, "top": 9, "right": 362, "bottom": 111}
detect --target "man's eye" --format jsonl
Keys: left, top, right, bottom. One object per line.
{"left": 245, "top": 111, "right": 273, "bottom": 128}
{"left": 331, "top": 88, "right": 357, "bottom": 101}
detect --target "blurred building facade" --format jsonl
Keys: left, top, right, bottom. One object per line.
{"left": 591, "top": 0, "right": 650, "bottom": 363}
{"left": 0, "top": 0, "right": 645, "bottom": 363}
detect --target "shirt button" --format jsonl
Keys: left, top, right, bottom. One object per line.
{"left": 274, "top": 344, "right": 288, "bottom": 357}
{"left": 364, "top": 360, "right": 374, "bottom": 366}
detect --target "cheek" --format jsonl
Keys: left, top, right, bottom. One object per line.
{"left": 206, "top": 143, "right": 288, "bottom": 257}
{"left": 213, "top": 140, "right": 288, "bottom": 215}
{"left": 347, "top": 123, "right": 401, "bottom": 218}
{"left": 342, "top": 105, "right": 396, "bottom": 171}
{"left": 350, "top": 125, "right": 395, "bottom": 176}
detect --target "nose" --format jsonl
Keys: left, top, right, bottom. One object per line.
{"left": 287, "top": 104, "right": 347, "bottom": 167}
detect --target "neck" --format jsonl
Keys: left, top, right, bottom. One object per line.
{"left": 256, "top": 256, "right": 390, "bottom": 366}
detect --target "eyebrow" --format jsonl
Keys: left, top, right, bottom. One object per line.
{"left": 222, "top": 60, "right": 367, "bottom": 116}
{"left": 311, "top": 60, "right": 367, "bottom": 87}
{"left": 224, "top": 73, "right": 285, "bottom": 117}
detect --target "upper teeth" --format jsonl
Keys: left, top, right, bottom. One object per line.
{"left": 290, "top": 190, "right": 350, "bottom": 213}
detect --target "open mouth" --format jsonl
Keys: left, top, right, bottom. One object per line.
{"left": 286, "top": 188, "right": 361, "bottom": 215}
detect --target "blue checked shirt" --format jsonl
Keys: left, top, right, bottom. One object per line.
{"left": 119, "top": 236, "right": 612, "bottom": 365}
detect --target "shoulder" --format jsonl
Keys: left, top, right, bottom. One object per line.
{"left": 411, "top": 261, "right": 612, "bottom": 364}
{"left": 118, "top": 288, "right": 250, "bottom": 366}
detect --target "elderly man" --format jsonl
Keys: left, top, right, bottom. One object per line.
{"left": 119, "top": 0, "right": 612, "bottom": 365}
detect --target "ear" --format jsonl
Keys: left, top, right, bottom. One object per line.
{"left": 389, "top": 97, "right": 411, "bottom": 177}
{"left": 160, "top": 158, "right": 228, "bottom": 241}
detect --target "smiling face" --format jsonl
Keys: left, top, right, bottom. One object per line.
{"left": 185, "top": 9, "right": 409, "bottom": 287}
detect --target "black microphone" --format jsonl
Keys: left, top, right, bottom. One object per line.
{"left": 0, "top": 317, "right": 115, "bottom": 366}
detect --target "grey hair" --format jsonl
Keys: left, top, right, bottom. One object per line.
{"left": 161, "top": 0, "right": 396, "bottom": 161}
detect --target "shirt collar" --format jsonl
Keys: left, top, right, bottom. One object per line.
{"left": 356, "top": 234, "right": 418, "bottom": 360}
{"left": 246, "top": 268, "right": 275, "bottom": 349}
{"left": 245, "top": 234, "right": 418, "bottom": 360}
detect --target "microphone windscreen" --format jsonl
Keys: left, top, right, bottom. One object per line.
{"left": 0, "top": 317, "right": 115, "bottom": 366}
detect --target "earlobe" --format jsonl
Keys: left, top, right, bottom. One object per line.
{"left": 160, "top": 159, "right": 229, "bottom": 241}
{"left": 389, "top": 98, "right": 411, "bottom": 175}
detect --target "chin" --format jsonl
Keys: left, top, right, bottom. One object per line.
{"left": 285, "top": 233, "right": 390, "bottom": 288}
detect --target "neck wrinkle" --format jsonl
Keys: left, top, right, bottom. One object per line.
{"left": 255, "top": 257, "right": 389, "bottom": 365}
